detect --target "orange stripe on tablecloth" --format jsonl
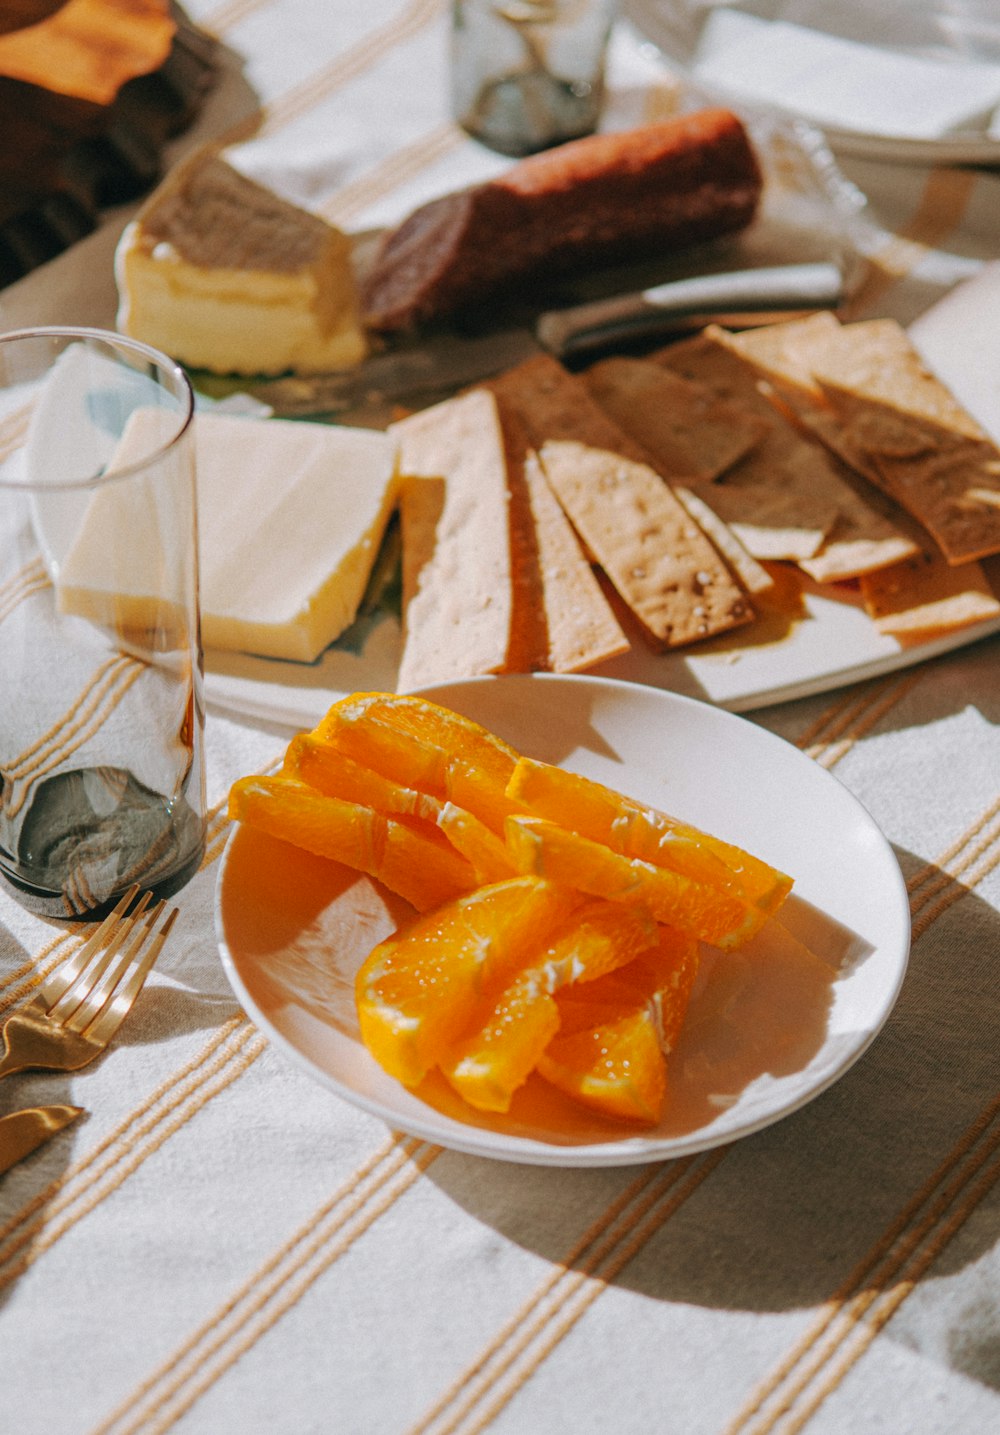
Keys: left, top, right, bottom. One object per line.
{"left": 0, "top": 401, "right": 31, "bottom": 461}
{"left": 842, "top": 168, "right": 979, "bottom": 319}
{"left": 412, "top": 1152, "right": 726, "bottom": 1435}
{"left": 319, "top": 122, "right": 465, "bottom": 227}
{"left": 94, "top": 1138, "right": 440, "bottom": 1435}
{"left": 0, "top": 557, "right": 50, "bottom": 621}
{"left": 213, "top": 0, "right": 446, "bottom": 147}
{"left": 792, "top": 670, "right": 924, "bottom": 767}
{"left": 721, "top": 1098, "right": 1000, "bottom": 1435}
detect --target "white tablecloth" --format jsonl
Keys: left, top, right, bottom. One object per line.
{"left": 1, "top": 3, "right": 999, "bottom": 1433}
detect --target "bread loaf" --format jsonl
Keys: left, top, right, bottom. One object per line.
{"left": 361, "top": 109, "right": 763, "bottom": 333}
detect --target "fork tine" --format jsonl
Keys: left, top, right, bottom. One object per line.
{"left": 36, "top": 884, "right": 142, "bottom": 1011}
{"left": 44, "top": 889, "right": 153, "bottom": 1024}
{"left": 65, "top": 903, "right": 177, "bottom": 1045}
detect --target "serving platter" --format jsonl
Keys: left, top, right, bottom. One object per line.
{"left": 216, "top": 673, "right": 912, "bottom": 1166}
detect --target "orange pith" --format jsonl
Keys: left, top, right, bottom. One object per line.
{"left": 227, "top": 774, "right": 474, "bottom": 912}
{"left": 355, "top": 876, "right": 576, "bottom": 1088}
{"left": 505, "top": 814, "right": 759, "bottom": 949}
{"left": 507, "top": 757, "right": 792, "bottom": 915}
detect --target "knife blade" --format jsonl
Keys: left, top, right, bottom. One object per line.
{"left": 244, "top": 261, "right": 844, "bottom": 421}
{"left": 0, "top": 1104, "right": 84, "bottom": 1176}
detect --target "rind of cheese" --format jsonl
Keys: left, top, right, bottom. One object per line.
{"left": 59, "top": 410, "right": 400, "bottom": 663}
{"left": 115, "top": 152, "right": 367, "bottom": 376}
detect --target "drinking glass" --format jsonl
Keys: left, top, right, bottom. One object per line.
{"left": 451, "top": 0, "right": 618, "bottom": 156}
{"left": 0, "top": 327, "right": 205, "bottom": 918}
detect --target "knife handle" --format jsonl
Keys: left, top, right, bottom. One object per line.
{"left": 535, "top": 261, "right": 844, "bottom": 360}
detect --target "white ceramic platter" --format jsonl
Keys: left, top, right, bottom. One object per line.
{"left": 215, "top": 674, "right": 911, "bottom": 1167}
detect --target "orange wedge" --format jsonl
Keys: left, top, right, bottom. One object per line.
{"left": 538, "top": 927, "right": 699, "bottom": 1123}
{"left": 505, "top": 814, "right": 763, "bottom": 949}
{"left": 287, "top": 734, "right": 512, "bottom": 884}
{"left": 440, "top": 898, "right": 660, "bottom": 1112}
{"left": 355, "top": 875, "right": 576, "bottom": 1087}
{"left": 314, "top": 692, "right": 522, "bottom": 832}
{"left": 228, "top": 774, "right": 474, "bottom": 912}
{"left": 507, "top": 757, "right": 792, "bottom": 916}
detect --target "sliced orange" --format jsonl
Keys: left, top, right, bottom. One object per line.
{"left": 228, "top": 774, "right": 474, "bottom": 912}
{"left": 313, "top": 692, "right": 522, "bottom": 833}
{"left": 442, "top": 969, "right": 560, "bottom": 1113}
{"left": 507, "top": 757, "right": 792, "bottom": 916}
{"left": 439, "top": 898, "right": 659, "bottom": 1113}
{"left": 287, "top": 734, "right": 512, "bottom": 884}
{"left": 355, "top": 875, "right": 576, "bottom": 1087}
{"left": 538, "top": 927, "right": 699, "bottom": 1123}
{"left": 505, "top": 814, "right": 763, "bottom": 949}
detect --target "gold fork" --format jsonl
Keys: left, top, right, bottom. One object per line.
{"left": 0, "top": 885, "right": 178, "bottom": 1079}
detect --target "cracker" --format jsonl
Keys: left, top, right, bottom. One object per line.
{"left": 672, "top": 485, "right": 775, "bottom": 595}
{"left": 804, "top": 321, "right": 1000, "bottom": 564}
{"left": 859, "top": 550, "right": 1000, "bottom": 635}
{"left": 391, "top": 388, "right": 514, "bottom": 690}
{"left": 656, "top": 330, "right": 921, "bottom": 580}
{"left": 583, "top": 356, "right": 768, "bottom": 480}
{"left": 486, "top": 355, "right": 753, "bottom": 648}
{"left": 536, "top": 439, "right": 753, "bottom": 648}
{"left": 521, "top": 448, "right": 631, "bottom": 670}
{"left": 683, "top": 478, "right": 837, "bottom": 562}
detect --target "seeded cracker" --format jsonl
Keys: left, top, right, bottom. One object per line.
{"left": 485, "top": 355, "right": 752, "bottom": 649}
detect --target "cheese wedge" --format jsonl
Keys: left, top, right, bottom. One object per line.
{"left": 115, "top": 150, "right": 367, "bottom": 376}
{"left": 59, "top": 411, "right": 400, "bottom": 663}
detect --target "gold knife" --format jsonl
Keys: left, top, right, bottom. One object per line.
{"left": 0, "top": 1104, "right": 84, "bottom": 1177}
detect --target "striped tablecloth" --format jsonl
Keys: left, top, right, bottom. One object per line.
{"left": 1, "top": 4, "right": 999, "bottom": 1433}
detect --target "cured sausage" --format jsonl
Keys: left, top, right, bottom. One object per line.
{"left": 362, "top": 108, "right": 763, "bottom": 333}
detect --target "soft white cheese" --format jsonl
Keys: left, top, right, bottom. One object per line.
{"left": 115, "top": 151, "right": 367, "bottom": 376}
{"left": 59, "top": 411, "right": 400, "bottom": 663}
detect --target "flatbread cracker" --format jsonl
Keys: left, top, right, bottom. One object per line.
{"left": 859, "top": 551, "right": 1000, "bottom": 635}
{"left": 520, "top": 448, "right": 631, "bottom": 670}
{"left": 391, "top": 388, "right": 514, "bottom": 690}
{"left": 655, "top": 331, "right": 921, "bottom": 580}
{"left": 536, "top": 439, "right": 753, "bottom": 648}
{"left": 804, "top": 320, "right": 1000, "bottom": 563}
{"left": 584, "top": 356, "right": 768, "bottom": 480}
{"left": 672, "top": 485, "right": 775, "bottom": 595}
{"left": 486, "top": 354, "right": 752, "bottom": 648}
{"left": 683, "top": 478, "right": 836, "bottom": 562}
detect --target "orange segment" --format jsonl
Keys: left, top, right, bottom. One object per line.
{"left": 287, "top": 733, "right": 512, "bottom": 884}
{"left": 505, "top": 814, "right": 763, "bottom": 949}
{"left": 507, "top": 757, "right": 792, "bottom": 915}
{"left": 228, "top": 774, "right": 475, "bottom": 912}
{"left": 439, "top": 898, "right": 659, "bottom": 1113}
{"left": 355, "top": 875, "right": 576, "bottom": 1087}
{"left": 538, "top": 927, "right": 699, "bottom": 1123}
{"left": 442, "top": 970, "right": 560, "bottom": 1113}
{"left": 314, "top": 692, "right": 522, "bottom": 833}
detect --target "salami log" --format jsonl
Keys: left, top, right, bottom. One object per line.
{"left": 361, "top": 108, "right": 763, "bottom": 333}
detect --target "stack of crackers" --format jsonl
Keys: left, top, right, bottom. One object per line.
{"left": 389, "top": 315, "right": 1000, "bottom": 691}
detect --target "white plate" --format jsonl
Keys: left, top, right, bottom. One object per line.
{"left": 203, "top": 587, "right": 1000, "bottom": 729}
{"left": 215, "top": 673, "right": 911, "bottom": 1167}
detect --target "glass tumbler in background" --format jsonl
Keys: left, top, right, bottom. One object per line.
{"left": 0, "top": 327, "right": 205, "bottom": 918}
{"left": 451, "top": 0, "right": 618, "bottom": 156}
